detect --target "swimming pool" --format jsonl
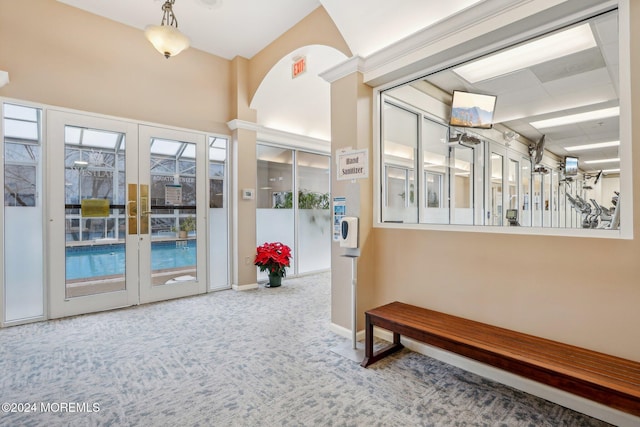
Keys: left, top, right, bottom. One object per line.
{"left": 66, "top": 240, "right": 196, "bottom": 281}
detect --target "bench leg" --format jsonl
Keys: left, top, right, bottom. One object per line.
{"left": 360, "top": 314, "right": 404, "bottom": 368}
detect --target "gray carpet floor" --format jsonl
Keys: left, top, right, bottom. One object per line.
{"left": 0, "top": 272, "right": 612, "bottom": 426}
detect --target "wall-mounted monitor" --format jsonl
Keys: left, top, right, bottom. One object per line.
{"left": 449, "top": 90, "right": 497, "bottom": 129}
{"left": 565, "top": 156, "right": 579, "bottom": 176}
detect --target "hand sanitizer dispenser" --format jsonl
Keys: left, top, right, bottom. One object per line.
{"left": 340, "top": 217, "right": 358, "bottom": 249}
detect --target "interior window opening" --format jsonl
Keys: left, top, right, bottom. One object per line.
{"left": 379, "top": 8, "right": 622, "bottom": 233}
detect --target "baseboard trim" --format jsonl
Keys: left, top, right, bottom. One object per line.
{"left": 232, "top": 283, "right": 258, "bottom": 291}
{"left": 329, "top": 322, "right": 365, "bottom": 342}
{"left": 328, "top": 323, "right": 640, "bottom": 427}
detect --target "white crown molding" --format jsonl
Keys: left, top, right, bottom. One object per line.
{"left": 227, "top": 119, "right": 331, "bottom": 153}
{"left": 321, "top": 0, "right": 609, "bottom": 88}
{"left": 362, "top": 0, "right": 546, "bottom": 79}
{"left": 319, "top": 56, "right": 365, "bottom": 83}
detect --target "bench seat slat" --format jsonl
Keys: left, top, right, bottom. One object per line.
{"left": 362, "top": 301, "right": 640, "bottom": 416}
{"left": 382, "top": 309, "right": 640, "bottom": 384}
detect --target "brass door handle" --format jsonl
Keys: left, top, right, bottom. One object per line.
{"left": 127, "top": 200, "right": 137, "bottom": 218}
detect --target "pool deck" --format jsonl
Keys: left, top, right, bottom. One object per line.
{"left": 66, "top": 267, "right": 198, "bottom": 298}
{"left": 65, "top": 236, "right": 196, "bottom": 248}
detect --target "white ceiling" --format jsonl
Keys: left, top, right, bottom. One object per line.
{"left": 57, "top": 0, "right": 483, "bottom": 60}
{"left": 415, "top": 9, "right": 620, "bottom": 173}
{"left": 56, "top": 0, "right": 483, "bottom": 143}
{"left": 55, "top": 0, "right": 619, "bottom": 174}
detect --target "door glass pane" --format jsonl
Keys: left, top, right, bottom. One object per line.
{"left": 3, "top": 103, "right": 44, "bottom": 321}
{"left": 543, "top": 171, "right": 552, "bottom": 227}
{"left": 149, "top": 138, "right": 197, "bottom": 286}
{"left": 64, "top": 125, "right": 126, "bottom": 298}
{"left": 508, "top": 159, "right": 518, "bottom": 210}
{"left": 209, "top": 137, "right": 228, "bottom": 289}
{"left": 490, "top": 152, "right": 503, "bottom": 226}
{"left": 386, "top": 166, "right": 408, "bottom": 207}
{"left": 297, "top": 152, "right": 330, "bottom": 274}
{"left": 256, "top": 145, "right": 294, "bottom": 281}
{"left": 533, "top": 174, "right": 542, "bottom": 227}
{"left": 557, "top": 171, "right": 566, "bottom": 227}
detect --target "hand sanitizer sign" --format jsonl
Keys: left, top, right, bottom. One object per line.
{"left": 336, "top": 148, "right": 368, "bottom": 181}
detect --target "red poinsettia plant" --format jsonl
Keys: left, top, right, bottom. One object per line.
{"left": 254, "top": 242, "right": 291, "bottom": 277}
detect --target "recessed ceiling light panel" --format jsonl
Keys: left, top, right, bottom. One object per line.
{"left": 453, "top": 23, "right": 597, "bottom": 83}
{"left": 530, "top": 107, "right": 619, "bottom": 129}
{"left": 564, "top": 141, "right": 620, "bottom": 151}
{"left": 584, "top": 158, "right": 620, "bottom": 164}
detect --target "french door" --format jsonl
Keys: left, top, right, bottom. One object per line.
{"left": 47, "top": 111, "right": 206, "bottom": 318}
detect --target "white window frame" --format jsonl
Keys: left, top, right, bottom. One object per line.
{"left": 373, "top": 1, "right": 633, "bottom": 239}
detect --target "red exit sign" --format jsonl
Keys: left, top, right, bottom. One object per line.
{"left": 292, "top": 56, "right": 306, "bottom": 78}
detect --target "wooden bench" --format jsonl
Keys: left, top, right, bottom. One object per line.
{"left": 360, "top": 301, "right": 640, "bottom": 417}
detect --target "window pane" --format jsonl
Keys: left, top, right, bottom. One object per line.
{"left": 257, "top": 145, "right": 293, "bottom": 209}
{"left": 4, "top": 165, "right": 36, "bottom": 207}
{"left": 4, "top": 103, "right": 38, "bottom": 121}
{"left": 3, "top": 103, "right": 44, "bottom": 321}
{"left": 508, "top": 159, "right": 518, "bottom": 210}
{"left": 543, "top": 172, "right": 552, "bottom": 227}
{"left": 151, "top": 138, "right": 180, "bottom": 156}
{"left": 150, "top": 158, "right": 176, "bottom": 173}
{"left": 520, "top": 160, "right": 531, "bottom": 226}
{"left": 209, "top": 137, "right": 228, "bottom": 289}
{"left": 422, "top": 118, "right": 449, "bottom": 224}
{"left": 382, "top": 103, "right": 418, "bottom": 223}
{"left": 256, "top": 145, "right": 294, "bottom": 281}
{"left": 4, "top": 118, "right": 39, "bottom": 141}
{"left": 490, "top": 152, "right": 503, "bottom": 226}
{"left": 452, "top": 146, "right": 475, "bottom": 225}
{"left": 5, "top": 142, "right": 39, "bottom": 163}
{"left": 378, "top": 10, "right": 621, "bottom": 233}
{"left": 297, "top": 152, "right": 330, "bottom": 274}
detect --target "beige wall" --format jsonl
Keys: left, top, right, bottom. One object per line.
{"left": 0, "top": 0, "right": 231, "bottom": 134}
{"left": 247, "top": 6, "right": 351, "bottom": 102}
{"left": 365, "top": 2, "right": 640, "bottom": 362}
{"left": 330, "top": 72, "right": 374, "bottom": 329}
{"left": 3, "top": 0, "right": 637, "bottom": 363}
{"left": 229, "top": 57, "right": 259, "bottom": 287}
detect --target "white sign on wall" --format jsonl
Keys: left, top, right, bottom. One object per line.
{"left": 336, "top": 148, "right": 368, "bottom": 181}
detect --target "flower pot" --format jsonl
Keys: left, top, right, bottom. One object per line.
{"left": 179, "top": 230, "right": 187, "bottom": 239}
{"left": 267, "top": 272, "right": 282, "bottom": 288}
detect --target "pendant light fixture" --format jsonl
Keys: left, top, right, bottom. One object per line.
{"left": 145, "top": 0, "right": 190, "bottom": 59}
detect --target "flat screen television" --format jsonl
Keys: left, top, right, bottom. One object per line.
{"left": 449, "top": 90, "right": 497, "bottom": 129}
{"left": 565, "top": 156, "right": 579, "bottom": 176}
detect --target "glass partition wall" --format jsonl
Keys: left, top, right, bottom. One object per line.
{"left": 2, "top": 101, "right": 230, "bottom": 325}
{"left": 381, "top": 99, "right": 614, "bottom": 229}
{"left": 297, "top": 151, "right": 331, "bottom": 274}
{"left": 3, "top": 103, "right": 44, "bottom": 323}
{"left": 208, "top": 137, "right": 228, "bottom": 290}
{"left": 256, "top": 144, "right": 330, "bottom": 281}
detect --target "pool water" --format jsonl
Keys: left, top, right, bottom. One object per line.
{"left": 66, "top": 240, "right": 196, "bottom": 281}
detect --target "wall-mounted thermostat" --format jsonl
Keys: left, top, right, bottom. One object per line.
{"left": 242, "top": 189, "right": 255, "bottom": 200}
